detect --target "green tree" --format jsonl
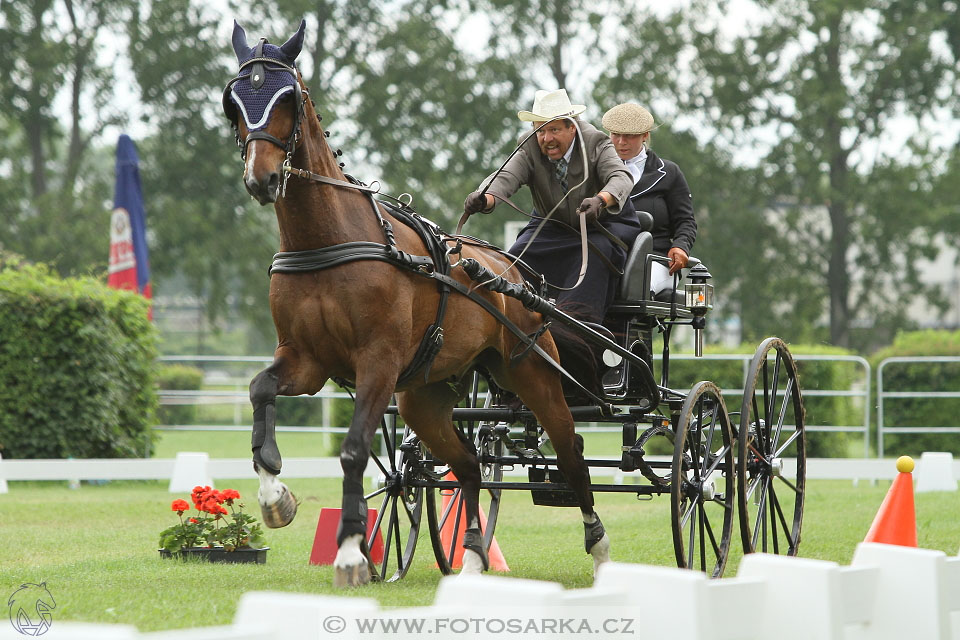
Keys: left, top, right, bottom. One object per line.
{"left": 0, "top": 0, "right": 127, "bottom": 276}
{"left": 605, "top": 0, "right": 957, "bottom": 347}
{"left": 128, "top": 0, "right": 278, "bottom": 351}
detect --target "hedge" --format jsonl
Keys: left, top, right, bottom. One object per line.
{"left": 871, "top": 330, "right": 960, "bottom": 456}
{"left": 0, "top": 260, "right": 158, "bottom": 458}
{"left": 661, "top": 340, "right": 863, "bottom": 457}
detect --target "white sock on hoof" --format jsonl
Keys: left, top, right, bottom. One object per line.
{"left": 460, "top": 549, "right": 485, "bottom": 575}
{"left": 334, "top": 533, "right": 366, "bottom": 570}
{"left": 590, "top": 533, "right": 611, "bottom": 578}
{"left": 257, "top": 466, "right": 285, "bottom": 506}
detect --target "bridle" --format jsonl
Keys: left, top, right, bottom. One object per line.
{"left": 222, "top": 38, "right": 307, "bottom": 164}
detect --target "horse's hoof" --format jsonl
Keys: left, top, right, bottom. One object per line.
{"left": 260, "top": 484, "right": 298, "bottom": 528}
{"left": 333, "top": 562, "right": 371, "bottom": 588}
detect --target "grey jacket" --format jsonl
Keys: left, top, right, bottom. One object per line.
{"left": 480, "top": 120, "right": 633, "bottom": 228}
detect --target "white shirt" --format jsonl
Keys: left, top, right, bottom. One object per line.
{"left": 624, "top": 147, "right": 647, "bottom": 185}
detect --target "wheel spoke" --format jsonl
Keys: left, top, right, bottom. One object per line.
{"left": 702, "top": 443, "right": 732, "bottom": 478}
{"left": 752, "top": 477, "right": 769, "bottom": 550}
{"left": 772, "top": 377, "right": 794, "bottom": 446}
{"left": 769, "top": 481, "right": 796, "bottom": 551}
{"left": 774, "top": 429, "right": 802, "bottom": 458}
{"left": 687, "top": 503, "right": 697, "bottom": 568}
{"left": 447, "top": 497, "right": 465, "bottom": 566}
{"left": 766, "top": 352, "right": 782, "bottom": 436}
{"left": 437, "top": 488, "right": 460, "bottom": 529}
{"left": 702, "top": 504, "right": 722, "bottom": 557}
{"left": 364, "top": 485, "right": 389, "bottom": 501}
{"left": 369, "top": 452, "right": 390, "bottom": 478}
{"left": 392, "top": 498, "right": 404, "bottom": 573}
{"left": 680, "top": 498, "right": 695, "bottom": 529}
{"left": 698, "top": 501, "right": 707, "bottom": 570}
{"left": 776, "top": 474, "right": 800, "bottom": 494}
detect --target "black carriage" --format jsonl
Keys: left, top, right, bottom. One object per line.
{"left": 363, "top": 224, "right": 807, "bottom": 582}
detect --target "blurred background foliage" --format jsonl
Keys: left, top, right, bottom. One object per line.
{"left": 1, "top": 0, "right": 959, "bottom": 356}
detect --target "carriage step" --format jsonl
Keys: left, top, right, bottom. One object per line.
{"left": 528, "top": 467, "right": 580, "bottom": 507}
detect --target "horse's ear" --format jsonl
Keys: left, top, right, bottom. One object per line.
{"left": 279, "top": 19, "right": 306, "bottom": 62}
{"left": 231, "top": 20, "right": 250, "bottom": 60}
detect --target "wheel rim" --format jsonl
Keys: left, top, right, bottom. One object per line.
{"left": 426, "top": 371, "right": 503, "bottom": 573}
{"left": 737, "top": 337, "right": 806, "bottom": 555}
{"left": 671, "top": 381, "right": 735, "bottom": 578}
{"left": 366, "top": 416, "right": 423, "bottom": 582}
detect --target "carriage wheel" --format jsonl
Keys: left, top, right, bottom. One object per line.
{"left": 425, "top": 370, "right": 504, "bottom": 574}
{"left": 670, "top": 381, "right": 736, "bottom": 578}
{"left": 737, "top": 337, "right": 806, "bottom": 555}
{"left": 365, "top": 416, "right": 423, "bottom": 582}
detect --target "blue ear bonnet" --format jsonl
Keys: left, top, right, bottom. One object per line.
{"left": 223, "top": 41, "right": 298, "bottom": 131}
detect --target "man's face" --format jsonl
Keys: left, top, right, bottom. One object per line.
{"left": 610, "top": 132, "right": 649, "bottom": 161}
{"left": 535, "top": 119, "right": 577, "bottom": 161}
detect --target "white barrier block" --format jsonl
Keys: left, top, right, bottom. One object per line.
{"left": 838, "top": 565, "right": 879, "bottom": 626}
{"left": 168, "top": 452, "right": 213, "bottom": 493}
{"left": 851, "top": 542, "right": 951, "bottom": 640}
{"left": 737, "top": 553, "right": 845, "bottom": 639}
{"left": 0, "top": 622, "right": 138, "bottom": 639}
{"left": 142, "top": 624, "right": 272, "bottom": 640}
{"left": 234, "top": 591, "right": 379, "bottom": 640}
{"left": 0, "top": 451, "right": 8, "bottom": 494}
{"left": 595, "top": 561, "right": 765, "bottom": 639}
{"left": 917, "top": 452, "right": 958, "bottom": 493}
{"left": 434, "top": 574, "right": 564, "bottom": 609}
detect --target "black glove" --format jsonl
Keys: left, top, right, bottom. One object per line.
{"left": 578, "top": 196, "right": 605, "bottom": 224}
{"left": 463, "top": 191, "right": 490, "bottom": 215}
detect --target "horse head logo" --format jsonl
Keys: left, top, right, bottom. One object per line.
{"left": 7, "top": 583, "right": 55, "bottom": 636}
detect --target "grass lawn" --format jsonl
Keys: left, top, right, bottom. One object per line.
{"left": 1, "top": 477, "right": 958, "bottom": 633}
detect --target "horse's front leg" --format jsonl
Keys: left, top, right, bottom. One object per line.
{"left": 333, "top": 370, "right": 398, "bottom": 588}
{"left": 250, "top": 358, "right": 300, "bottom": 528}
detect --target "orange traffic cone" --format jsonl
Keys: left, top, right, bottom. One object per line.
{"left": 439, "top": 472, "right": 509, "bottom": 571}
{"left": 864, "top": 456, "right": 917, "bottom": 547}
{"left": 309, "top": 507, "right": 385, "bottom": 565}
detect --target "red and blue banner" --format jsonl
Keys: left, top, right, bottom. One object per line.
{"left": 108, "top": 134, "right": 152, "bottom": 310}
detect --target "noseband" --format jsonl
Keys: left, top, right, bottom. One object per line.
{"left": 222, "top": 38, "right": 307, "bottom": 162}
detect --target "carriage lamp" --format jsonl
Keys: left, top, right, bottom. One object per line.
{"left": 684, "top": 263, "right": 713, "bottom": 357}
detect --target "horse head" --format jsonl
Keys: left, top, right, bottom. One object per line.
{"left": 223, "top": 20, "right": 307, "bottom": 204}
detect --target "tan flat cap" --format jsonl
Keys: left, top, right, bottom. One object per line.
{"left": 602, "top": 103, "right": 655, "bottom": 135}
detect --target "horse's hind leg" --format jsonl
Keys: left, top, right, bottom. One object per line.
{"left": 397, "top": 381, "right": 488, "bottom": 575}
{"left": 250, "top": 356, "right": 301, "bottom": 528}
{"left": 508, "top": 361, "right": 611, "bottom": 577}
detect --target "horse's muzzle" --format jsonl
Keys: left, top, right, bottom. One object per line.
{"left": 245, "top": 170, "right": 280, "bottom": 204}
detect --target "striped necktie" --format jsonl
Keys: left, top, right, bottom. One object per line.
{"left": 554, "top": 157, "right": 568, "bottom": 192}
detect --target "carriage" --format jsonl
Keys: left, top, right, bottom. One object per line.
{"left": 361, "top": 224, "right": 806, "bottom": 582}
{"left": 222, "top": 19, "right": 806, "bottom": 587}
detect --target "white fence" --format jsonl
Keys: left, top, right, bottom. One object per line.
{"left": 157, "top": 354, "right": 873, "bottom": 455}
{"left": 3, "top": 543, "right": 960, "bottom": 639}
{"left": 877, "top": 356, "right": 960, "bottom": 457}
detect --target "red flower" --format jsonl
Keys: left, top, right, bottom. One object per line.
{"left": 171, "top": 499, "right": 190, "bottom": 514}
{"left": 221, "top": 489, "right": 241, "bottom": 502}
{"left": 189, "top": 518, "right": 199, "bottom": 523}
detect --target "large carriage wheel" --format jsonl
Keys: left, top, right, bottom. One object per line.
{"left": 366, "top": 416, "right": 423, "bottom": 582}
{"left": 671, "top": 381, "right": 736, "bottom": 578}
{"left": 737, "top": 337, "right": 806, "bottom": 555}
{"left": 425, "top": 370, "right": 504, "bottom": 574}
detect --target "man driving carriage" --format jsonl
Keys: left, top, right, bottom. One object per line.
{"left": 463, "top": 89, "right": 645, "bottom": 325}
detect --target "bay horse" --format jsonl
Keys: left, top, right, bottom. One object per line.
{"left": 223, "top": 19, "right": 611, "bottom": 587}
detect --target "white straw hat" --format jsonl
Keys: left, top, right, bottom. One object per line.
{"left": 602, "top": 103, "right": 656, "bottom": 135}
{"left": 517, "top": 89, "right": 587, "bottom": 122}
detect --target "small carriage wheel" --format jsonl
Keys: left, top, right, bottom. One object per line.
{"left": 425, "top": 370, "right": 504, "bottom": 574}
{"left": 670, "top": 381, "right": 736, "bottom": 578}
{"left": 365, "top": 416, "right": 424, "bottom": 582}
{"left": 737, "top": 337, "right": 806, "bottom": 555}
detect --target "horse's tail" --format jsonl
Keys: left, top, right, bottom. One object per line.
{"left": 548, "top": 304, "right": 602, "bottom": 402}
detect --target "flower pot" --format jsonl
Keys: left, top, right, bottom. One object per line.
{"left": 158, "top": 546, "right": 269, "bottom": 564}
